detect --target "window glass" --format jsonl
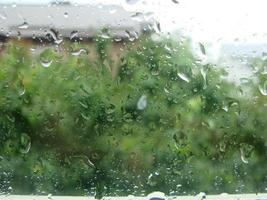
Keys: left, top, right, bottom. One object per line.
{"left": 0, "top": 0, "right": 267, "bottom": 199}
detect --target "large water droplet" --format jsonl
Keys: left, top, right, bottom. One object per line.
{"left": 177, "top": 72, "right": 190, "bottom": 83}
{"left": 147, "top": 191, "right": 166, "bottom": 200}
{"left": 40, "top": 59, "right": 53, "bottom": 68}
{"left": 18, "top": 22, "right": 29, "bottom": 29}
{"left": 137, "top": 94, "right": 147, "bottom": 110}
{"left": 259, "top": 81, "right": 267, "bottom": 96}
{"left": 20, "top": 133, "right": 31, "bottom": 154}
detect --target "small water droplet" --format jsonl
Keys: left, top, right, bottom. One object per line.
{"left": 127, "top": 194, "right": 135, "bottom": 200}
{"left": 18, "top": 88, "right": 25, "bottom": 96}
{"left": 16, "top": 81, "right": 25, "bottom": 96}
{"left": 154, "top": 21, "right": 161, "bottom": 34}
{"left": 195, "top": 192, "right": 206, "bottom": 200}
{"left": 222, "top": 103, "right": 229, "bottom": 112}
{"left": 100, "top": 32, "right": 111, "bottom": 39}
{"left": 261, "top": 66, "right": 267, "bottom": 75}
{"left": 126, "top": 0, "right": 140, "bottom": 5}
{"left": 240, "top": 147, "right": 249, "bottom": 164}
{"left": 199, "top": 42, "right": 206, "bottom": 55}
{"left": 219, "top": 141, "right": 226, "bottom": 152}
{"left": 81, "top": 113, "right": 90, "bottom": 120}
{"left": 18, "top": 22, "right": 29, "bottom": 29}
{"left": 70, "top": 31, "right": 78, "bottom": 40}
{"left": 200, "top": 68, "right": 208, "bottom": 89}
{"left": 7, "top": 186, "right": 13, "bottom": 193}
{"left": 79, "top": 101, "right": 88, "bottom": 109}
{"left": 125, "top": 30, "right": 139, "bottom": 41}
{"left": 164, "top": 87, "right": 170, "bottom": 94}
{"left": 0, "top": 12, "right": 7, "bottom": 20}
{"left": 172, "top": 0, "right": 179, "bottom": 4}
{"left": 147, "top": 172, "right": 160, "bottom": 187}
{"left": 137, "top": 94, "right": 147, "bottom": 110}
{"left": 64, "top": 12, "right": 68, "bottom": 18}
{"left": 20, "top": 133, "right": 31, "bottom": 154}
{"left": 131, "top": 12, "right": 144, "bottom": 22}
{"left": 40, "top": 59, "right": 53, "bottom": 68}
{"left": 29, "top": 47, "right": 36, "bottom": 52}
{"left": 177, "top": 72, "right": 190, "bottom": 83}
{"left": 71, "top": 48, "right": 87, "bottom": 56}
{"left": 259, "top": 81, "right": 267, "bottom": 96}
{"left": 109, "top": 8, "right": 117, "bottom": 14}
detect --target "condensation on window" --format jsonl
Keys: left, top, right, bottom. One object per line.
{"left": 0, "top": 0, "right": 267, "bottom": 199}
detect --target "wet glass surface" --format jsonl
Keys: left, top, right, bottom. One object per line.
{"left": 0, "top": 0, "right": 267, "bottom": 199}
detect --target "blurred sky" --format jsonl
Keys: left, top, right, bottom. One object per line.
{"left": 1, "top": 0, "right": 267, "bottom": 44}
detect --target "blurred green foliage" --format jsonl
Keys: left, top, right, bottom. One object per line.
{"left": 0, "top": 34, "right": 266, "bottom": 198}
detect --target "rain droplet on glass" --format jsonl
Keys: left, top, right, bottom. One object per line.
{"left": 70, "top": 31, "right": 78, "bottom": 40}
{"left": 126, "top": 0, "right": 140, "bottom": 5}
{"left": 172, "top": 0, "right": 179, "bottom": 4}
{"left": 18, "top": 22, "right": 29, "bottom": 29}
{"left": 64, "top": 12, "right": 68, "bottom": 18}
{"left": 240, "top": 147, "right": 249, "bottom": 164}
{"left": 259, "top": 81, "right": 267, "bottom": 96}
{"left": 137, "top": 94, "right": 147, "bottom": 110}
{"left": 47, "top": 29, "right": 63, "bottom": 45}
{"left": 71, "top": 48, "right": 87, "bottom": 56}
{"left": 147, "top": 191, "right": 166, "bottom": 200}
{"left": 20, "top": 133, "right": 31, "bottom": 154}
{"left": 177, "top": 72, "right": 190, "bottom": 83}
{"left": 40, "top": 59, "right": 53, "bottom": 68}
